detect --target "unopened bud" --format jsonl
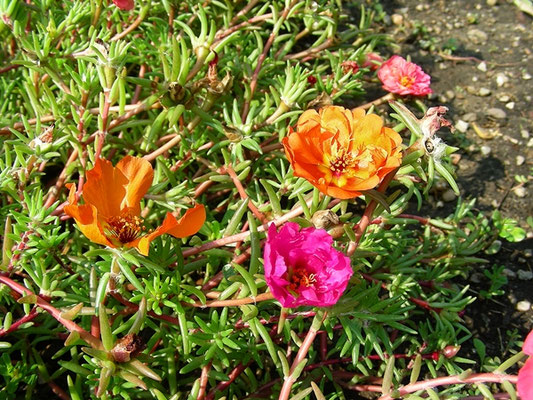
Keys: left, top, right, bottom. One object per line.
{"left": 442, "top": 345, "right": 461, "bottom": 358}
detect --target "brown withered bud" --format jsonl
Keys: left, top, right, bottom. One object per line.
{"left": 341, "top": 60, "right": 359, "bottom": 74}
{"left": 442, "top": 345, "right": 461, "bottom": 359}
{"left": 110, "top": 333, "right": 146, "bottom": 363}
{"left": 39, "top": 124, "right": 54, "bottom": 144}
{"left": 311, "top": 210, "right": 340, "bottom": 230}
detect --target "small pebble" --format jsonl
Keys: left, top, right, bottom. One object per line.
{"left": 462, "top": 112, "right": 477, "bottom": 122}
{"left": 517, "top": 300, "right": 531, "bottom": 312}
{"left": 470, "top": 273, "right": 483, "bottom": 283}
{"left": 518, "top": 270, "right": 533, "bottom": 280}
{"left": 486, "top": 108, "right": 507, "bottom": 119}
{"left": 481, "top": 145, "right": 492, "bottom": 156}
{"left": 455, "top": 120, "right": 469, "bottom": 133}
{"left": 445, "top": 90, "right": 455, "bottom": 100}
{"left": 521, "top": 130, "right": 530, "bottom": 139}
{"left": 486, "top": 0, "right": 497, "bottom": 5}
{"left": 391, "top": 14, "right": 403, "bottom": 25}
{"left": 478, "top": 87, "right": 491, "bottom": 96}
{"left": 477, "top": 62, "right": 487, "bottom": 72}
{"left": 523, "top": 72, "right": 532, "bottom": 80}
{"left": 525, "top": 249, "right": 532, "bottom": 258}
{"left": 442, "top": 189, "right": 457, "bottom": 202}
{"left": 503, "top": 268, "right": 516, "bottom": 278}
{"left": 505, "top": 102, "right": 515, "bottom": 110}
{"left": 467, "top": 29, "right": 488, "bottom": 44}
{"left": 495, "top": 73, "right": 509, "bottom": 87}
{"left": 528, "top": 138, "right": 533, "bottom": 147}
{"left": 450, "top": 154, "right": 462, "bottom": 165}
{"left": 516, "top": 155, "right": 525, "bottom": 166}
{"left": 498, "top": 95, "right": 511, "bottom": 102}
{"left": 513, "top": 186, "right": 527, "bottom": 198}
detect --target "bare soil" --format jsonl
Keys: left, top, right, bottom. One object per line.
{"left": 376, "top": 0, "right": 533, "bottom": 360}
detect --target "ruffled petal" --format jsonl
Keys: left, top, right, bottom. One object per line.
{"left": 83, "top": 158, "right": 128, "bottom": 219}
{"left": 130, "top": 204, "right": 206, "bottom": 256}
{"left": 116, "top": 155, "right": 154, "bottom": 214}
{"left": 64, "top": 185, "right": 114, "bottom": 247}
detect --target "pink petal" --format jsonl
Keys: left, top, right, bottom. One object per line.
{"left": 112, "top": 0, "right": 134, "bottom": 10}
{"left": 518, "top": 357, "right": 533, "bottom": 400}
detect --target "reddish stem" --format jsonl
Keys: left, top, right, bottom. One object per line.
{"left": 205, "top": 362, "right": 251, "bottom": 400}
{"left": 0, "top": 308, "right": 38, "bottom": 336}
{"left": 0, "top": 274, "right": 102, "bottom": 349}
{"left": 378, "top": 373, "right": 518, "bottom": 400}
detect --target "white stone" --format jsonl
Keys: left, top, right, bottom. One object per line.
{"left": 513, "top": 186, "right": 527, "bottom": 198}
{"left": 517, "top": 301, "right": 531, "bottom": 312}
{"left": 455, "top": 120, "right": 469, "bottom": 133}
{"left": 442, "top": 189, "right": 457, "bottom": 202}
{"left": 517, "top": 270, "right": 533, "bottom": 280}
{"left": 521, "top": 130, "right": 530, "bottom": 139}
{"left": 516, "top": 155, "right": 525, "bottom": 166}
{"left": 477, "top": 62, "right": 487, "bottom": 72}
{"left": 495, "top": 73, "right": 509, "bottom": 87}
{"left": 498, "top": 95, "right": 510, "bottom": 102}
{"left": 479, "top": 87, "right": 491, "bottom": 96}
{"left": 505, "top": 102, "right": 515, "bottom": 110}
{"left": 523, "top": 72, "right": 532, "bottom": 80}
{"left": 502, "top": 268, "right": 516, "bottom": 278}
{"left": 481, "top": 145, "right": 492, "bottom": 156}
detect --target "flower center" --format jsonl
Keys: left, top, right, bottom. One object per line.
{"left": 106, "top": 213, "right": 146, "bottom": 244}
{"left": 400, "top": 75, "right": 415, "bottom": 88}
{"left": 329, "top": 152, "right": 353, "bottom": 177}
{"left": 288, "top": 267, "right": 317, "bottom": 293}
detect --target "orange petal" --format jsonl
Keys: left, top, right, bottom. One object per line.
{"left": 83, "top": 158, "right": 128, "bottom": 219}
{"left": 168, "top": 204, "right": 206, "bottom": 238}
{"left": 130, "top": 204, "right": 206, "bottom": 256}
{"left": 116, "top": 156, "right": 154, "bottom": 214}
{"left": 64, "top": 202, "right": 114, "bottom": 247}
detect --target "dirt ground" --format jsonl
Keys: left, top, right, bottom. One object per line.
{"left": 375, "top": 0, "right": 532, "bottom": 359}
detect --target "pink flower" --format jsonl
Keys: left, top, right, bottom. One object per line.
{"left": 518, "top": 330, "right": 533, "bottom": 400}
{"left": 112, "top": 0, "right": 134, "bottom": 10}
{"left": 377, "top": 55, "right": 432, "bottom": 96}
{"left": 263, "top": 223, "right": 353, "bottom": 308}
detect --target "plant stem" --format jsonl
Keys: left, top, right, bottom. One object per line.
{"left": 346, "top": 168, "right": 398, "bottom": 256}
{"left": 278, "top": 310, "right": 327, "bottom": 400}
{"left": 0, "top": 274, "right": 102, "bottom": 349}
{"left": 378, "top": 372, "right": 518, "bottom": 400}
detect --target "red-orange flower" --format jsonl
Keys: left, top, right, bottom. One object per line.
{"left": 282, "top": 106, "right": 403, "bottom": 199}
{"left": 65, "top": 156, "right": 206, "bottom": 256}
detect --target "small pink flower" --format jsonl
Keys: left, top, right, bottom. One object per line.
{"left": 112, "top": 0, "right": 134, "bottom": 10}
{"left": 361, "top": 52, "right": 383, "bottom": 71}
{"left": 263, "top": 223, "right": 353, "bottom": 308}
{"left": 518, "top": 330, "right": 533, "bottom": 400}
{"left": 377, "top": 55, "right": 432, "bottom": 96}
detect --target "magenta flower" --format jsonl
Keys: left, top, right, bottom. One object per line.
{"left": 377, "top": 55, "right": 432, "bottom": 96}
{"left": 263, "top": 223, "right": 353, "bottom": 308}
{"left": 518, "top": 330, "right": 533, "bottom": 400}
{"left": 112, "top": 0, "right": 134, "bottom": 10}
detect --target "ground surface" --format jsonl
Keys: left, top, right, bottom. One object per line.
{"left": 375, "top": 0, "right": 532, "bottom": 360}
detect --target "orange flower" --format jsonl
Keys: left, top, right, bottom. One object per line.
{"left": 282, "top": 105, "right": 402, "bottom": 199}
{"left": 65, "top": 156, "right": 206, "bottom": 256}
